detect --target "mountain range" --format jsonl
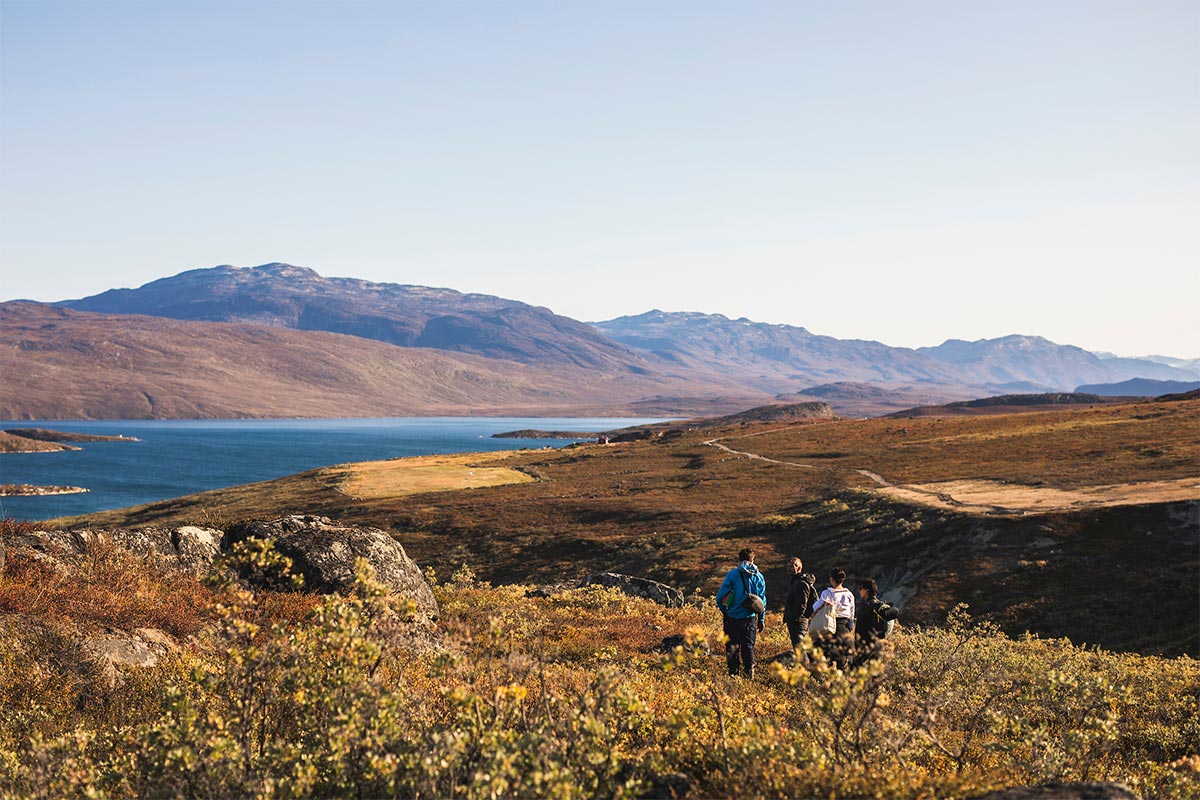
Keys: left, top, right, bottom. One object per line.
{"left": 2, "top": 262, "right": 1195, "bottom": 419}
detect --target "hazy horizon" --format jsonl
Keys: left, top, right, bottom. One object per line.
{"left": 2, "top": 1, "right": 1197, "bottom": 358}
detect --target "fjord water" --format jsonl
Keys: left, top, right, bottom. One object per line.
{"left": 0, "top": 417, "right": 667, "bottom": 521}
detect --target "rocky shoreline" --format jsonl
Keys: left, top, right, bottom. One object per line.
{"left": 0, "top": 483, "right": 89, "bottom": 496}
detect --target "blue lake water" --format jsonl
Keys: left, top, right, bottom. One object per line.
{"left": 0, "top": 417, "right": 667, "bottom": 521}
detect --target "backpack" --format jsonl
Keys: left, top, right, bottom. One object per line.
{"left": 740, "top": 571, "right": 765, "bottom": 616}
{"left": 872, "top": 599, "right": 898, "bottom": 638}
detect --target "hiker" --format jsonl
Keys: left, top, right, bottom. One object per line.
{"left": 855, "top": 578, "right": 900, "bottom": 645}
{"left": 782, "top": 557, "right": 818, "bottom": 647}
{"left": 715, "top": 547, "right": 767, "bottom": 678}
{"left": 811, "top": 567, "right": 856, "bottom": 636}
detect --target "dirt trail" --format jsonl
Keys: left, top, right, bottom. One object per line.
{"left": 703, "top": 428, "right": 1200, "bottom": 516}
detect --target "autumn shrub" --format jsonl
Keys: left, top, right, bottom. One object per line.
{"left": 0, "top": 537, "right": 212, "bottom": 638}
{"left": 1, "top": 565, "right": 1197, "bottom": 800}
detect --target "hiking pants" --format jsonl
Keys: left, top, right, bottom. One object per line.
{"left": 786, "top": 618, "right": 810, "bottom": 647}
{"left": 723, "top": 615, "right": 757, "bottom": 676}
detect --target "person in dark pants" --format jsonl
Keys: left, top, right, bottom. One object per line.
{"left": 715, "top": 547, "right": 767, "bottom": 678}
{"left": 782, "top": 557, "right": 818, "bottom": 647}
{"left": 812, "top": 567, "right": 856, "bottom": 636}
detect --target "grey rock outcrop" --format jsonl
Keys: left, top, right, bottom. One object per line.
{"left": 8, "top": 526, "right": 224, "bottom": 575}
{"left": 581, "top": 572, "right": 685, "bottom": 608}
{"left": 233, "top": 515, "right": 438, "bottom": 621}
{"left": 82, "top": 627, "right": 179, "bottom": 688}
{"left": 967, "top": 783, "right": 1140, "bottom": 800}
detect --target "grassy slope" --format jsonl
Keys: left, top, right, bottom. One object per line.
{"left": 52, "top": 399, "right": 1200, "bottom": 656}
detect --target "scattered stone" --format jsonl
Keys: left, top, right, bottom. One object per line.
{"left": 967, "top": 783, "right": 1140, "bottom": 800}
{"left": 581, "top": 572, "right": 685, "bottom": 608}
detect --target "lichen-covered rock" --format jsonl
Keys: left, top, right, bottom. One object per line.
{"left": 242, "top": 515, "right": 438, "bottom": 622}
{"left": 581, "top": 572, "right": 685, "bottom": 608}
{"left": 967, "top": 783, "right": 1140, "bottom": 800}
{"left": 82, "top": 627, "right": 179, "bottom": 688}
{"left": 171, "top": 526, "right": 222, "bottom": 573}
{"left": 9, "top": 526, "right": 224, "bottom": 574}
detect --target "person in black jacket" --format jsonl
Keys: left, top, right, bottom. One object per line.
{"left": 782, "top": 557, "right": 818, "bottom": 647}
{"left": 855, "top": 578, "right": 900, "bottom": 645}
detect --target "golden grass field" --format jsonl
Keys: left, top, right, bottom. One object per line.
{"left": 329, "top": 452, "right": 536, "bottom": 500}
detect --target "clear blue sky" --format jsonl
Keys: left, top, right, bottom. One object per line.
{"left": 2, "top": 1, "right": 1197, "bottom": 357}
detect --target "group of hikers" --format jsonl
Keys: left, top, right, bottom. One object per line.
{"left": 715, "top": 547, "right": 899, "bottom": 677}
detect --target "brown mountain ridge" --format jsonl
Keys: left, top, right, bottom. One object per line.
{"left": 0, "top": 302, "right": 764, "bottom": 420}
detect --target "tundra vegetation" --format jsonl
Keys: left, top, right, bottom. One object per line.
{"left": 54, "top": 398, "right": 1200, "bottom": 658}
{"left": 0, "top": 522, "right": 1196, "bottom": 800}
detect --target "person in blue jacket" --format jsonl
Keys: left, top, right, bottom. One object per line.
{"left": 715, "top": 547, "right": 767, "bottom": 678}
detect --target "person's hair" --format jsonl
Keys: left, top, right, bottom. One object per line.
{"left": 860, "top": 578, "right": 878, "bottom": 597}
{"left": 738, "top": 547, "right": 754, "bottom": 563}
{"left": 830, "top": 567, "right": 846, "bottom": 585}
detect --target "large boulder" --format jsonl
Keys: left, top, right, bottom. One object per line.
{"left": 233, "top": 515, "right": 438, "bottom": 621}
{"left": 581, "top": 572, "right": 686, "bottom": 608}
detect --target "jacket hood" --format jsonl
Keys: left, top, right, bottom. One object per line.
{"left": 738, "top": 561, "right": 760, "bottom": 575}
{"left": 801, "top": 572, "right": 816, "bottom": 585}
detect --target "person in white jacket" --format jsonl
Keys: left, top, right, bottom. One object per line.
{"left": 812, "top": 567, "right": 856, "bottom": 636}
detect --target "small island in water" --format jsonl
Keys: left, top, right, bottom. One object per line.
{"left": 3, "top": 427, "right": 141, "bottom": 444}
{"left": 0, "top": 426, "right": 138, "bottom": 494}
{"left": 0, "top": 483, "right": 89, "bottom": 496}
{"left": 0, "top": 427, "right": 140, "bottom": 453}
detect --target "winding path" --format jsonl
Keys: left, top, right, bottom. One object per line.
{"left": 702, "top": 426, "right": 1022, "bottom": 516}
